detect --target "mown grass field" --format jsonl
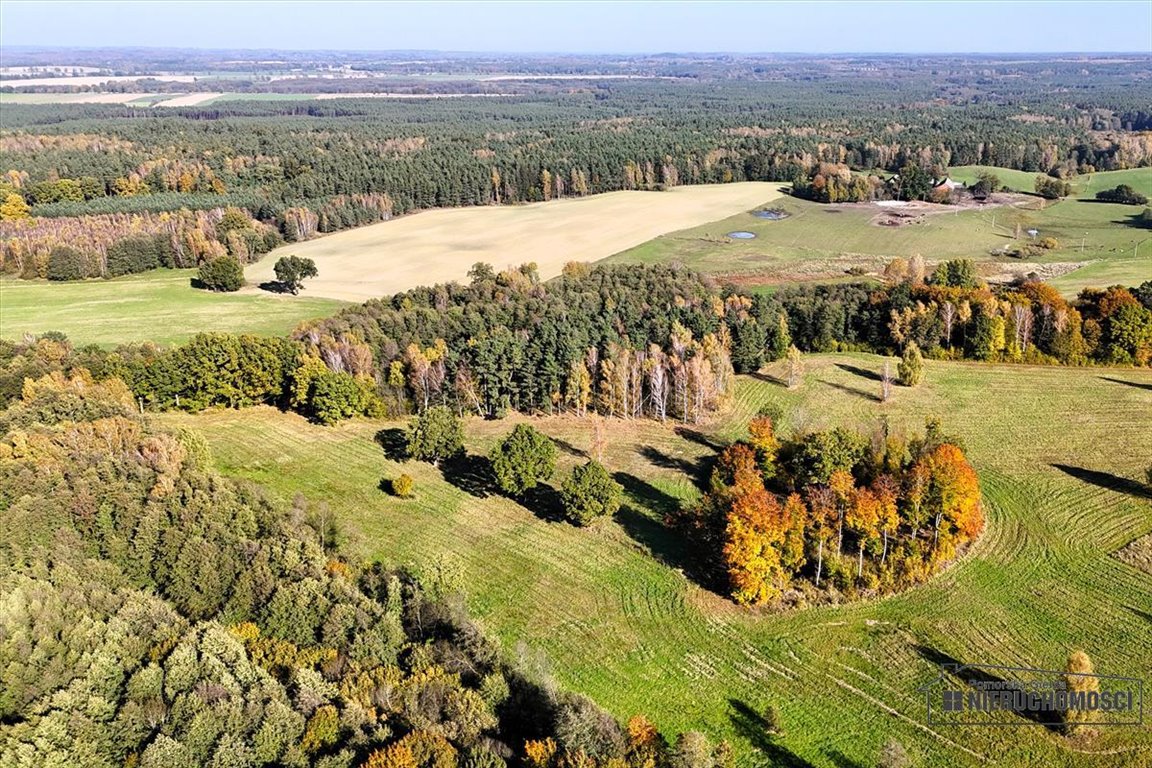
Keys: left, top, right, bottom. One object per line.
{"left": 0, "top": 269, "right": 347, "bottom": 346}
{"left": 607, "top": 169, "right": 1151, "bottom": 295}
{"left": 247, "top": 182, "right": 785, "bottom": 302}
{"left": 160, "top": 355, "right": 1152, "bottom": 767}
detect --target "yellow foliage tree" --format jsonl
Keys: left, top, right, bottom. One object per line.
{"left": 0, "top": 193, "right": 31, "bottom": 220}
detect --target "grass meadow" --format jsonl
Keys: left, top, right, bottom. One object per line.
{"left": 0, "top": 269, "right": 347, "bottom": 346}
{"left": 607, "top": 169, "right": 1151, "bottom": 295}
{"left": 160, "top": 355, "right": 1152, "bottom": 767}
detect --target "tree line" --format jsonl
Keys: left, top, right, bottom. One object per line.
{"left": 0, "top": 205, "right": 281, "bottom": 279}
{"left": 1, "top": 265, "right": 1149, "bottom": 428}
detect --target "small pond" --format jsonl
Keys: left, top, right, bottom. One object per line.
{"left": 753, "top": 209, "right": 789, "bottom": 220}
{"left": 727, "top": 231, "right": 757, "bottom": 239}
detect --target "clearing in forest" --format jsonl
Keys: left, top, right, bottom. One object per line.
{"left": 162, "top": 355, "right": 1152, "bottom": 767}
{"left": 608, "top": 168, "right": 1151, "bottom": 294}
{"left": 246, "top": 182, "right": 785, "bottom": 301}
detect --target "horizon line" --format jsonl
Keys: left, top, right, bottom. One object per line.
{"left": 3, "top": 45, "right": 1151, "bottom": 57}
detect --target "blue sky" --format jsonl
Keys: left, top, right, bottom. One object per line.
{"left": 2, "top": 1, "right": 1150, "bottom": 54}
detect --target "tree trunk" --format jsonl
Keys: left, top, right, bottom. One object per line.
{"left": 815, "top": 539, "right": 824, "bottom": 587}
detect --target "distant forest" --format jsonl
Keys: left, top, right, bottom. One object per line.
{"left": 2, "top": 56, "right": 1150, "bottom": 278}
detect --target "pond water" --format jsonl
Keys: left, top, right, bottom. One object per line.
{"left": 727, "top": 231, "right": 757, "bottom": 239}
{"left": 753, "top": 209, "right": 789, "bottom": 220}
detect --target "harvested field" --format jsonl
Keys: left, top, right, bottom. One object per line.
{"left": 247, "top": 183, "right": 786, "bottom": 301}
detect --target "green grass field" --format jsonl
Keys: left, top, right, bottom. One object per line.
{"left": 607, "top": 169, "right": 1151, "bottom": 294}
{"left": 160, "top": 356, "right": 1152, "bottom": 767}
{"left": 0, "top": 269, "right": 347, "bottom": 346}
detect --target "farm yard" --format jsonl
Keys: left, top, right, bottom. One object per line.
{"left": 159, "top": 355, "right": 1152, "bottom": 767}
{"left": 0, "top": 269, "right": 347, "bottom": 346}
{"left": 608, "top": 168, "right": 1152, "bottom": 294}
{"left": 247, "top": 182, "right": 785, "bottom": 301}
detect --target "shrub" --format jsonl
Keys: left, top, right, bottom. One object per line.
{"left": 1095, "top": 184, "right": 1148, "bottom": 206}
{"left": 560, "top": 460, "right": 623, "bottom": 526}
{"left": 762, "top": 705, "right": 782, "bottom": 734}
{"left": 1034, "top": 175, "right": 1071, "bottom": 199}
{"left": 392, "top": 474, "right": 414, "bottom": 498}
{"left": 490, "top": 423, "right": 556, "bottom": 496}
{"left": 1038, "top": 237, "right": 1059, "bottom": 250}
{"left": 46, "top": 245, "right": 88, "bottom": 281}
{"left": 197, "top": 256, "right": 244, "bottom": 292}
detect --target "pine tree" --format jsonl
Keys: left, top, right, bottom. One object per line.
{"left": 898, "top": 342, "right": 924, "bottom": 387}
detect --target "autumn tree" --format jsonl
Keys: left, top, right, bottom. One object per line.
{"left": 845, "top": 486, "right": 881, "bottom": 579}
{"left": 1063, "top": 650, "right": 1101, "bottom": 736}
{"left": 723, "top": 474, "right": 788, "bottom": 605}
{"left": 0, "top": 192, "right": 31, "bottom": 220}
{"left": 922, "top": 443, "right": 984, "bottom": 550}
{"left": 748, "top": 415, "right": 780, "bottom": 476}
{"left": 898, "top": 341, "right": 925, "bottom": 386}
{"left": 490, "top": 423, "right": 557, "bottom": 496}
{"left": 392, "top": 473, "right": 415, "bottom": 498}
{"left": 785, "top": 345, "right": 803, "bottom": 388}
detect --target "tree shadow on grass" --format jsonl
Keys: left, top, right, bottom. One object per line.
{"left": 823, "top": 750, "right": 867, "bottom": 768}
{"left": 835, "top": 362, "right": 883, "bottom": 382}
{"left": 441, "top": 453, "right": 497, "bottom": 499}
{"left": 1099, "top": 376, "right": 1152, "bottom": 392}
{"left": 374, "top": 428, "right": 409, "bottom": 461}
{"left": 550, "top": 436, "right": 587, "bottom": 458}
{"left": 750, "top": 371, "right": 787, "bottom": 388}
{"left": 612, "top": 471, "right": 682, "bottom": 519}
{"left": 819, "top": 379, "right": 882, "bottom": 403}
{"left": 613, "top": 472, "right": 717, "bottom": 589}
{"left": 1124, "top": 605, "right": 1152, "bottom": 624}
{"left": 673, "top": 426, "right": 727, "bottom": 452}
{"left": 520, "top": 483, "right": 566, "bottom": 522}
{"left": 1051, "top": 464, "right": 1152, "bottom": 501}
{"left": 913, "top": 645, "right": 1063, "bottom": 732}
{"left": 258, "top": 280, "right": 293, "bottom": 294}
{"left": 728, "top": 699, "right": 816, "bottom": 768}
{"left": 636, "top": 445, "right": 711, "bottom": 490}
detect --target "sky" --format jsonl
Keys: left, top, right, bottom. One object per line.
{"left": 1, "top": 1, "right": 1150, "bottom": 55}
